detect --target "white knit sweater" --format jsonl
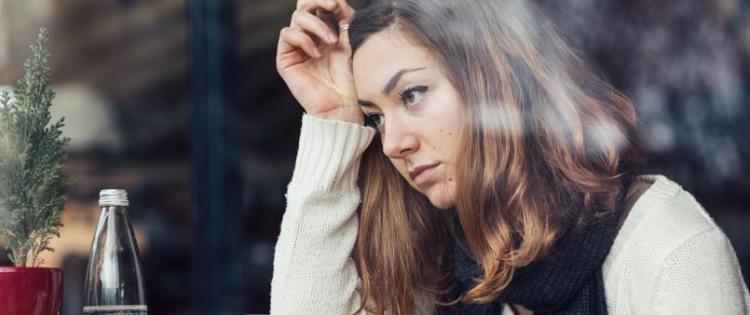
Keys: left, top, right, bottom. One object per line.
{"left": 270, "top": 115, "right": 750, "bottom": 315}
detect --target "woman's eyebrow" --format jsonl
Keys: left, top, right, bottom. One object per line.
{"left": 382, "top": 67, "right": 425, "bottom": 94}
{"left": 358, "top": 99, "right": 377, "bottom": 107}
{"left": 358, "top": 67, "right": 426, "bottom": 108}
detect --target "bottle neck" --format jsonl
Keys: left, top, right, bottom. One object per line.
{"left": 100, "top": 205, "right": 130, "bottom": 215}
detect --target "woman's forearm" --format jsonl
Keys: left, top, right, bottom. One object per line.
{"left": 270, "top": 114, "right": 375, "bottom": 314}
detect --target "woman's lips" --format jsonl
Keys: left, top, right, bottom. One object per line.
{"left": 410, "top": 163, "right": 440, "bottom": 186}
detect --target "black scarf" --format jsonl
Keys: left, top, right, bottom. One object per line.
{"left": 437, "top": 189, "right": 627, "bottom": 315}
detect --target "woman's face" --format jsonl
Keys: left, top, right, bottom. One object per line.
{"left": 352, "top": 28, "right": 464, "bottom": 209}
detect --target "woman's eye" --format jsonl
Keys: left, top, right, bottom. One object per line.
{"left": 400, "top": 85, "right": 428, "bottom": 107}
{"left": 365, "top": 113, "right": 384, "bottom": 129}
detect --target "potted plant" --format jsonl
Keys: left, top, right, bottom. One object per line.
{"left": 0, "top": 28, "right": 70, "bottom": 315}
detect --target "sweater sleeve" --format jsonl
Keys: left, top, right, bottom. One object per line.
{"left": 651, "top": 227, "right": 750, "bottom": 314}
{"left": 270, "top": 114, "right": 376, "bottom": 315}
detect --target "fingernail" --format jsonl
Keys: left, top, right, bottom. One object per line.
{"left": 327, "top": 33, "right": 338, "bottom": 42}
{"left": 327, "top": 0, "right": 336, "bottom": 5}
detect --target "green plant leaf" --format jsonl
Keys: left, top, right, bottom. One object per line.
{"left": 0, "top": 28, "right": 70, "bottom": 267}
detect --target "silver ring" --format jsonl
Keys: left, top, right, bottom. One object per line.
{"left": 339, "top": 23, "right": 350, "bottom": 31}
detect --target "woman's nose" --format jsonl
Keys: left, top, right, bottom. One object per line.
{"left": 381, "top": 115, "right": 419, "bottom": 159}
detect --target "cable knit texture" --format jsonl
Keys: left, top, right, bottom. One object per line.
{"left": 271, "top": 115, "right": 750, "bottom": 315}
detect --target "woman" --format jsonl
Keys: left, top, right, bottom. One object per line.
{"left": 271, "top": 0, "right": 750, "bottom": 314}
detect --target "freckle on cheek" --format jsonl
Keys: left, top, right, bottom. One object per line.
{"left": 448, "top": 177, "right": 453, "bottom": 181}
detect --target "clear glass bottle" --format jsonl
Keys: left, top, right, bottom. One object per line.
{"left": 83, "top": 189, "right": 147, "bottom": 314}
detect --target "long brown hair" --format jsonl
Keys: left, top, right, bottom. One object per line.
{"left": 349, "top": 0, "right": 646, "bottom": 313}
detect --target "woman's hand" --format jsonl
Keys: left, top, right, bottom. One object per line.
{"left": 276, "top": 0, "right": 363, "bottom": 125}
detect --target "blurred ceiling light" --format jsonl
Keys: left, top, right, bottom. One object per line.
{"left": 50, "top": 83, "right": 123, "bottom": 152}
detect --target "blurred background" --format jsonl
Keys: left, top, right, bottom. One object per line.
{"left": 0, "top": 0, "right": 748, "bottom": 314}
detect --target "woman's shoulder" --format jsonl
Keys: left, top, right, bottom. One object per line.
{"left": 628, "top": 174, "right": 722, "bottom": 243}
{"left": 605, "top": 174, "right": 729, "bottom": 273}
{"left": 603, "top": 174, "right": 750, "bottom": 313}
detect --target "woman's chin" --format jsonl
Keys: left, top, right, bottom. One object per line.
{"left": 425, "top": 189, "right": 455, "bottom": 210}
{"left": 412, "top": 178, "right": 456, "bottom": 209}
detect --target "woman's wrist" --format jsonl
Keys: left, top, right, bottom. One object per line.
{"left": 290, "top": 113, "right": 376, "bottom": 192}
{"left": 309, "top": 106, "right": 364, "bottom": 125}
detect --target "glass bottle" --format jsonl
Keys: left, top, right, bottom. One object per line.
{"left": 83, "top": 189, "right": 147, "bottom": 314}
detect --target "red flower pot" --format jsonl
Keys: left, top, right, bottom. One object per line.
{"left": 0, "top": 267, "right": 63, "bottom": 315}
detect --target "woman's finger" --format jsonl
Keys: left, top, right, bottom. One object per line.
{"left": 332, "top": 0, "right": 355, "bottom": 24}
{"left": 297, "top": 0, "right": 338, "bottom": 14}
{"left": 278, "top": 27, "right": 321, "bottom": 59}
{"left": 338, "top": 20, "right": 351, "bottom": 54}
{"left": 290, "top": 9, "right": 339, "bottom": 44}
